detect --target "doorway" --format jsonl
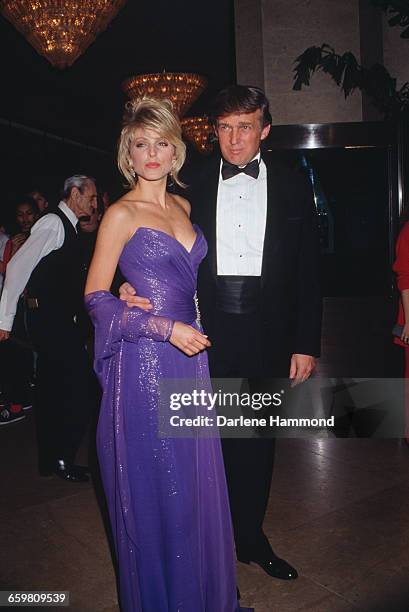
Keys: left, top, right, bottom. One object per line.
{"left": 266, "top": 122, "right": 401, "bottom": 376}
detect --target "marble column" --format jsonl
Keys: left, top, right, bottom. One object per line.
{"left": 235, "top": 0, "right": 364, "bottom": 124}
{"left": 234, "top": 0, "right": 265, "bottom": 90}
{"left": 383, "top": 13, "right": 409, "bottom": 90}
{"left": 359, "top": 0, "right": 384, "bottom": 121}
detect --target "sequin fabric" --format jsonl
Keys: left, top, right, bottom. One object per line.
{"left": 85, "top": 225, "right": 249, "bottom": 612}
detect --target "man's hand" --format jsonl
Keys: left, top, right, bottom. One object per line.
{"left": 170, "top": 321, "right": 211, "bottom": 356}
{"left": 119, "top": 282, "right": 152, "bottom": 311}
{"left": 0, "top": 330, "right": 10, "bottom": 342}
{"left": 289, "top": 353, "right": 316, "bottom": 385}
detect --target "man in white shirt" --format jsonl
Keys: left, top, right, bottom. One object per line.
{"left": 0, "top": 223, "right": 9, "bottom": 295}
{"left": 0, "top": 175, "right": 98, "bottom": 482}
{"left": 121, "top": 86, "right": 322, "bottom": 581}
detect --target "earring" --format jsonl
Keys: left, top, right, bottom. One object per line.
{"left": 167, "top": 172, "right": 174, "bottom": 187}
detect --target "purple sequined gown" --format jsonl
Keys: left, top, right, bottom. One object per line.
{"left": 85, "top": 226, "right": 251, "bottom": 612}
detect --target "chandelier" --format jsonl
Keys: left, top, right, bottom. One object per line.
{"left": 181, "top": 116, "right": 214, "bottom": 155}
{"left": 122, "top": 72, "right": 208, "bottom": 118}
{"left": 0, "top": 0, "right": 127, "bottom": 69}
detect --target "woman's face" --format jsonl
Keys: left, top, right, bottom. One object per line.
{"left": 16, "top": 203, "right": 38, "bottom": 233}
{"left": 128, "top": 128, "right": 176, "bottom": 182}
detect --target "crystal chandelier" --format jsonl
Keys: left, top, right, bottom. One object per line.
{"left": 122, "top": 72, "right": 208, "bottom": 118}
{"left": 181, "top": 116, "right": 214, "bottom": 155}
{"left": 0, "top": 0, "right": 127, "bottom": 69}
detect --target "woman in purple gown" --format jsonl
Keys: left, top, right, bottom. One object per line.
{"left": 85, "top": 98, "right": 251, "bottom": 611}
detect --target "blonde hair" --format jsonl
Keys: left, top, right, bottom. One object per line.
{"left": 118, "top": 97, "right": 186, "bottom": 188}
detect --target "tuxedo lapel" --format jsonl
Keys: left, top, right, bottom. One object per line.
{"left": 201, "top": 156, "right": 221, "bottom": 278}
{"left": 261, "top": 156, "right": 287, "bottom": 283}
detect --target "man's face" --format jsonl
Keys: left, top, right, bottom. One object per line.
{"left": 30, "top": 191, "right": 48, "bottom": 212}
{"left": 76, "top": 182, "right": 97, "bottom": 216}
{"left": 79, "top": 206, "right": 100, "bottom": 233}
{"left": 16, "top": 203, "right": 38, "bottom": 233}
{"left": 215, "top": 108, "right": 271, "bottom": 166}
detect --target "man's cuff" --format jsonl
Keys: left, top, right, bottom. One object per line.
{"left": 0, "top": 315, "right": 14, "bottom": 332}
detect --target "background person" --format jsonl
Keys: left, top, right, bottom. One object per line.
{"left": 28, "top": 189, "right": 49, "bottom": 214}
{"left": 77, "top": 199, "right": 104, "bottom": 353}
{"left": 0, "top": 196, "right": 39, "bottom": 423}
{"left": 0, "top": 176, "right": 98, "bottom": 481}
{"left": 3, "top": 196, "right": 39, "bottom": 265}
{"left": 0, "top": 217, "right": 8, "bottom": 294}
{"left": 393, "top": 208, "right": 409, "bottom": 444}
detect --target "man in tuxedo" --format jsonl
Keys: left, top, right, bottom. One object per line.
{"left": 0, "top": 175, "right": 98, "bottom": 482}
{"left": 121, "top": 86, "right": 322, "bottom": 579}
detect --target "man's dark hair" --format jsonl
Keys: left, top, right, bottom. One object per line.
{"left": 210, "top": 85, "right": 272, "bottom": 127}
{"left": 15, "top": 195, "right": 39, "bottom": 215}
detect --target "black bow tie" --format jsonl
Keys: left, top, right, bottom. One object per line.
{"left": 221, "top": 158, "right": 260, "bottom": 181}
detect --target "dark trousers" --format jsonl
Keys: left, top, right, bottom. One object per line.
{"left": 0, "top": 297, "right": 34, "bottom": 403}
{"left": 27, "top": 308, "right": 97, "bottom": 472}
{"left": 207, "top": 310, "right": 287, "bottom": 557}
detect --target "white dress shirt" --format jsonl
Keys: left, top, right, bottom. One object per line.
{"left": 0, "top": 230, "right": 9, "bottom": 295}
{"left": 0, "top": 202, "right": 77, "bottom": 331}
{"left": 216, "top": 153, "right": 267, "bottom": 276}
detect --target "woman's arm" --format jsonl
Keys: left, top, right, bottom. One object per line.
{"left": 393, "top": 223, "right": 409, "bottom": 342}
{"left": 84, "top": 204, "right": 175, "bottom": 360}
{"left": 401, "top": 290, "right": 409, "bottom": 341}
{"left": 85, "top": 204, "right": 131, "bottom": 294}
{"left": 85, "top": 205, "right": 209, "bottom": 355}
{"left": 85, "top": 204, "right": 173, "bottom": 342}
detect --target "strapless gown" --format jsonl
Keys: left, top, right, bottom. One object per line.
{"left": 85, "top": 225, "right": 252, "bottom": 612}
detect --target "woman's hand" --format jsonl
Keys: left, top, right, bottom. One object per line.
{"left": 401, "top": 323, "right": 409, "bottom": 344}
{"left": 11, "top": 233, "right": 26, "bottom": 256}
{"left": 170, "top": 321, "right": 211, "bottom": 356}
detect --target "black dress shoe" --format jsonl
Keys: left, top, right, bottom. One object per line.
{"left": 71, "top": 464, "right": 90, "bottom": 475}
{"left": 53, "top": 460, "right": 89, "bottom": 483}
{"left": 237, "top": 553, "right": 298, "bottom": 580}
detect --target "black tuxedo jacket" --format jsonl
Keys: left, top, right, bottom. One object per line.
{"left": 182, "top": 152, "right": 322, "bottom": 372}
